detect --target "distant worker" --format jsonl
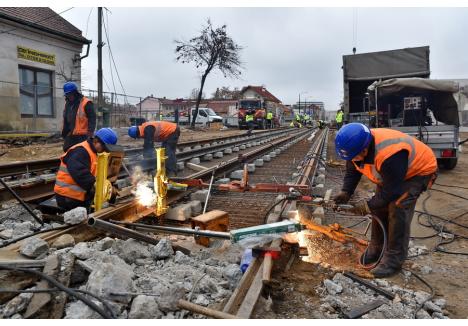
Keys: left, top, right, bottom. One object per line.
{"left": 128, "top": 121, "right": 180, "bottom": 176}
{"left": 245, "top": 109, "right": 255, "bottom": 136}
{"left": 335, "top": 109, "right": 344, "bottom": 129}
{"left": 333, "top": 123, "right": 437, "bottom": 278}
{"left": 304, "top": 114, "right": 311, "bottom": 126}
{"left": 266, "top": 110, "right": 273, "bottom": 129}
{"left": 61, "top": 82, "right": 96, "bottom": 152}
{"left": 54, "top": 128, "right": 118, "bottom": 211}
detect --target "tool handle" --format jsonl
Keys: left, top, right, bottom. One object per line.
{"left": 262, "top": 253, "right": 273, "bottom": 282}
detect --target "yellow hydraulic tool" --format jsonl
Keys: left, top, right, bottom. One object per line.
{"left": 154, "top": 148, "right": 188, "bottom": 216}
{"left": 93, "top": 152, "right": 113, "bottom": 212}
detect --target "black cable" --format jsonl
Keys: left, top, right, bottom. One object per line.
{"left": 429, "top": 188, "right": 468, "bottom": 201}
{"left": 459, "top": 138, "right": 468, "bottom": 145}
{"left": 262, "top": 198, "right": 288, "bottom": 224}
{"left": 0, "top": 288, "right": 117, "bottom": 318}
{"left": 0, "top": 224, "right": 70, "bottom": 248}
{"left": 401, "top": 267, "right": 435, "bottom": 319}
{"left": 0, "top": 265, "right": 112, "bottom": 319}
{"left": 344, "top": 218, "right": 368, "bottom": 229}
{"left": 359, "top": 215, "right": 387, "bottom": 270}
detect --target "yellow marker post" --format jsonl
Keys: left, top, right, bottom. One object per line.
{"left": 93, "top": 152, "right": 110, "bottom": 212}
{"left": 154, "top": 148, "right": 168, "bottom": 216}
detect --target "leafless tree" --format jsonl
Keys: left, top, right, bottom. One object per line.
{"left": 189, "top": 88, "right": 205, "bottom": 100}
{"left": 175, "top": 19, "right": 243, "bottom": 127}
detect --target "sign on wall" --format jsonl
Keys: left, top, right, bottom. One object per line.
{"left": 17, "top": 46, "right": 55, "bottom": 66}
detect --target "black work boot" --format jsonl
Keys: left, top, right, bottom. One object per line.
{"left": 360, "top": 217, "right": 385, "bottom": 265}
{"left": 371, "top": 203, "right": 412, "bottom": 278}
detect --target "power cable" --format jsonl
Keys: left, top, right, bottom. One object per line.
{"left": 84, "top": 7, "right": 94, "bottom": 38}
{"left": 0, "top": 7, "right": 74, "bottom": 35}
{"left": 104, "top": 10, "right": 118, "bottom": 97}
{"left": 401, "top": 267, "right": 435, "bottom": 319}
{"left": 0, "top": 265, "right": 113, "bottom": 318}
{"left": 429, "top": 188, "right": 468, "bottom": 201}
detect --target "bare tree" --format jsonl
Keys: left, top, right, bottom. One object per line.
{"left": 189, "top": 88, "right": 205, "bottom": 100}
{"left": 175, "top": 19, "right": 243, "bottom": 127}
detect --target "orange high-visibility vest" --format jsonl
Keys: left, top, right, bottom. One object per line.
{"left": 138, "top": 121, "right": 177, "bottom": 141}
{"left": 71, "top": 97, "right": 91, "bottom": 135}
{"left": 353, "top": 128, "right": 437, "bottom": 185}
{"left": 54, "top": 141, "right": 97, "bottom": 201}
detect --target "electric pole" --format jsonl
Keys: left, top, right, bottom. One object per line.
{"left": 97, "top": 7, "right": 103, "bottom": 128}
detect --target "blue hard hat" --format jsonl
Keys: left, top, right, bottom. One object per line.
{"left": 95, "top": 128, "right": 118, "bottom": 151}
{"left": 128, "top": 126, "right": 138, "bottom": 139}
{"left": 63, "top": 82, "right": 78, "bottom": 95}
{"left": 335, "top": 123, "right": 372, "bottom": 160}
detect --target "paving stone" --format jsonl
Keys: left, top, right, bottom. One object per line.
{"left": 224, "top": 148, "right": 233, "bottom": 154}
{"left": 230, "top": 170, "right": 244, "bottom": 180}
{"left": 262, "top": 155, "right": 271, "bottom": 162}
{"left": 193, "top": 145, "right": 202, "bottom": 150}
{"left": 183, "top": 147, "right": 191, "bottom": 152}
{"left": 189, "top": 157, "right": 200, "bottom": 165}
{"left": 202, "top": 154, "right": 213, "bottom": 161}
{"left": 129, "top": 295, "right": 163, "bottom": 319}
{"left": 254, "top": 159, "right": 264, "bottom": 167}
{"left": 151, "top": 238, "right": 174, "bottom": 260}
{"left": 232, "top": 147, "right": 240, "bottom": 152}
{"left": 63, "top": 207, "right": 87, "bottom": 225}
{"left": 20, "top": 236, "right": 49, "bottom": 258}
{"left": 51, "top": 234, "right": 75, "bottom": 249}
{"left": 190, "top": 190, "right": 209, "bottom": 202}
{"left": 246, "top": 143, "right": 252, "bottom": 148}
{"left": 176, "top": 162, "right": 185, "bottom": 171}
{"left": 247, "top": 164, "right": 256, "bottom": 173}
{"left": 213, "top": 152, "right": 223, "bottom": 158}
{"left": 188, "top": 200, "right": 202, "bottom": 216}
{"left": 203, "top": 143, "right": 211, "bottom": 148}
{"left": 165, "top": 204, "right": 192, "bottom": 221}
{"left": 240, "top": 145, "right": 246, "bottom": 150}
{"left": 269, "top": 152, "right": 276, "bottom": 158}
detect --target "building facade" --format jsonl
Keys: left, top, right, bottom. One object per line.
{"left": 0, "top": 8, "right": 90, "bottom": 132}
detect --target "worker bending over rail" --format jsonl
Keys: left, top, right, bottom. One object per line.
{"left": 128, "top": 121, "right": 180, "bottom": 176}
{"left": 54, "top": 128, "right": 119, "bottom": 211}
{"left": 61, "top": 82, "right": 96, "bottom": 152}
{"left": 333, "top": 123, "right": 437, "bottom": 277}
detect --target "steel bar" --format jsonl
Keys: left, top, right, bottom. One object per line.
{"left": 178, "top": 299, "right": 240, "bottom": 319}
{"left": 343, "top": 271, "right": 395, "bottom": 300}
{"left": 0, "top": 178, "right": 43, "bottom": 225}
{"left": 109, "top": 220, "right": 231, "bottom": 240}
{"left": 343, "top": 299, "right": 387, "bottom": 319}
{"left": 88, "top": 218, "right": 191, "bottom": 254}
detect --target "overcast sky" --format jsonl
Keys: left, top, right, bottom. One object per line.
{"left": 55, "top": 7, "right": 468, "bottom": 110}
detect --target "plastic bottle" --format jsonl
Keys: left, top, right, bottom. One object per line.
{"left": 240, "top": 248, "right": 253, "bottom": 273}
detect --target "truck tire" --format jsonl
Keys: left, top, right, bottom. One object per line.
{"left": 441, "top": 158, "right": 458, "bottom": 170}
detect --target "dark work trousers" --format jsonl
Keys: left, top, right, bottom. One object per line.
{"left": 162, "top": 127, "right": 180, "bottom": 175}
{"left": 63, "top": 135, "right": 88, "bottom": 152}
{"left": 56, "top": 194, "right": 91, "bottom": 212}
{"left": 370, "top": 174, "right": 436, "bottom": 269}
{"left": 246, "top": 121, "right": 254, "bottom": 136}
{"left": 266, "top": 119, "right": 273, "bottom": 129}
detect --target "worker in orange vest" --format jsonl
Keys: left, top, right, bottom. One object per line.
{"left": 54, "top": 128, "right": 119, "bottom": 211}
{"left": 128, "top": 121, "right": 180, "bottom": 176}
{"left": 333, "top": 123, "right": 437, "bottom": 278}
{"left": 61, "top": 82, "right": 96, "bottom": 151}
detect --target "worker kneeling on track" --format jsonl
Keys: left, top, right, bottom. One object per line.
{"left": 333, "top": 123, "right": 437, "bottom": 278}
{"left": 128, "top": 121, "right": 180, "bottom": 176}
{"left": 54, "top": 128, "right": 119, "bottom": 211}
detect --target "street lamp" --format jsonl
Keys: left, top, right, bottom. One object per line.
{"left": 298, "top": 91, "right": 308, "bottom": 115}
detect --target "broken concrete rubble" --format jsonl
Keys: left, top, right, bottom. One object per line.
{"left": 63, "top": 207, "right": 87, "bottom": 225}
{"left": 151, "top": 238, "right": 174, "bottom": 260}
{"left": 128, "top": 295, "right": 163, "bottom": 319}
{"left": 51, "top": 234, "right": 75, "bottom": 249}
{"left": 113, "top": 238, "right": 151, "bottom": 264}
{"left": 19, "top": 236, "right": 49, "bottom": 258}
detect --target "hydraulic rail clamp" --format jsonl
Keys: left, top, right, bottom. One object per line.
{"left": 230, "top": 220, "right": 303, "bottom": 243}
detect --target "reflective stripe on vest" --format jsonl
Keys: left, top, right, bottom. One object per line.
{"left": 54, "top": 140, "right": 97, "bottom": 201}
{"left": 353, "top": 129, "right": 437, "bottom": 185}
{"left": 138, "top": 121, "right": 177, "bottom": 141}
{"left": 72, "top": 97, "right": 91, "bottom": 135}
{"left": 245, "top": 115, "right": 254, "bottom": 122}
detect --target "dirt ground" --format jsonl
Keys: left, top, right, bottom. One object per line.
{"left": 261, "top": 131, "right": 468, "bottom": 319}
{"left": 0, "top": 127, "right": 251, "bottom": 164}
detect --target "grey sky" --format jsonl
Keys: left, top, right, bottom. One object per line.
{"left": 56, "top": 7, "right": 468, "bottom": 110}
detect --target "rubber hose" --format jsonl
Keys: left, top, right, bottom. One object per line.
{"left": 359, "top": 214, "right": 388, "bottom": 270}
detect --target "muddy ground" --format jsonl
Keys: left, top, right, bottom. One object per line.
{"left": 257, "top": 131, "right": 468, "bottom": 319}
{"left": 0, "top": 127, "right": 253, "bottom": 163}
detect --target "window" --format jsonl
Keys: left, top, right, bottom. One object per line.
{"left": 19, "top": 66, "right": 54, "bottom": 117}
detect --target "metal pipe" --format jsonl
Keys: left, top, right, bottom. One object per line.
{"left": 109, "top": 220, "right": 231, "bottom": 240}
{"left": 203, "top": 165, "right": 218, "bottom": 214}
{"left": 0, "top": 178, "right": 43, "bottom": 225}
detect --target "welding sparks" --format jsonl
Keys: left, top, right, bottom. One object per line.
{"left": 133, "top": 182, "right": 156, "bottom": 207}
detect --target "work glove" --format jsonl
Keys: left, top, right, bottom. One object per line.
{"left": 333, "top": 191, "right": 351, "bottom": 204}
{"left": 351, "top": 200, "right": 371, "bottom": 215}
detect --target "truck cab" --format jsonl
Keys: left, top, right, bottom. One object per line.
{"left": 237, "top": 99, "right": 267, "bottom": 129}
{"left": 191, "top": 107, "right": 223, "bottom": 125}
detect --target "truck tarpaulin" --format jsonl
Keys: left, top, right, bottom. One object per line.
{"left": 343, "top": 46, "right": 430, "bottom": 81}
{"left": 368, "top": 78, "right": 461, "bottom": 126}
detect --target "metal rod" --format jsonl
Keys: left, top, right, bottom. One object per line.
{"left": 0, "top": 178, "right": 43, "bottom": 225}
{"left": 109, "top": 220, "right": 231, "bottom": 240}
{"left": 343, "top": 272, "right": 395, "bottom": 300}
{"left": 203, "top": 165, "right": 218, "bottom": 214}
{"left": 88, "top": 217, "right": 158, "bottom": 244}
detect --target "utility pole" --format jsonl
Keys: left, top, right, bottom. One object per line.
{"left": 298, "top": 93, "right": 301, "bottom": 115}
{"left": 97, "top": 7, "right": 103, "bottom": 128}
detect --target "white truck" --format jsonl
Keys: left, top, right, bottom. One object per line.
{"left": 165, "top": 107, "right": 223, "bottom": 126}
